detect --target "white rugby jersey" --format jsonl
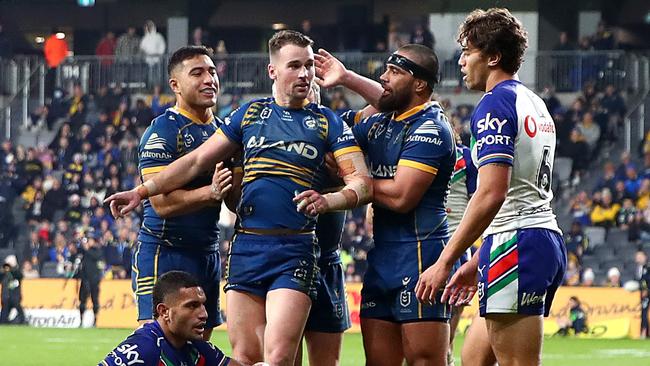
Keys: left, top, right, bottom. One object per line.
{"left": 470, "top": 79, "right": 561, "bottom": 235}
{"left": 447, "top": 143, "right": 477, "bottom": 233}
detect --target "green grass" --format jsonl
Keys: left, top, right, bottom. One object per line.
{"left": 1, "top": 326, "right": 649, "bottom": 365}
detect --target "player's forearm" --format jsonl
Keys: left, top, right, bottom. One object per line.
{"left": 372, "top": 178, "right": 414, "bottom": 214}
{"left": 324, "top": 151, "right": 372, "bottom": 210}
{"left": 138, "top": 153, "right": 211, "bottom": 199}
{"left": 151, "top": 186, "right": 216, "bottom": 219}
{"left": 223, "top": 168, "right": 243, "bottom": 213}
{"left": 341, "top": 70, "right": 383, "bottom": 109}
{"left": 439, "top": 188, "right": 505, "bottom": 266}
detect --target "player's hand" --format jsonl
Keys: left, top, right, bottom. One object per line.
{"left": 104, "top": 190, "right": 143, "bottom": 218}
{"left": 442, "top": 260, "right": 478, "bottom": 306}
{"left": 314, "top": 49, "right": 348, "bottom": 88}
{"left": 210, "top": 162, "right": 233, "bottom": 202}
{"left": 293, "top": 190, "right": 329, "bottom": 216}
{"left": 415, "top": 260, "right": 453, "bottom": 305}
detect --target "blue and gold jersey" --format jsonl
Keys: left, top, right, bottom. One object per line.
{"left": 138, "top": 107, "right": 221, "bottom": 251}
{"left": 100, "top": 321, "right": 230, "bottom": 366}
{"left": 352, "top": 102, "right": 455, "bottom": 243}
{"left": 219, "top": 97, "right": 361, "bottom": 232}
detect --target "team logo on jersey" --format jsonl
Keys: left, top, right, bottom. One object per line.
{"left": 368, "top": 122, "right": 387, "bottom": 140}
{"left": 414, "top": 120, "right": 440, "bottom": 136}
{"left": 201, "top": 130, "right": 210, "bottom": 142}
{"left": 477, "top": 281, "right": 485, "bottom": 301}
{"left": 143, "top": 133, "right": 166, "bottom": 151}
{"left": 224, "top": 116, "right": 232, "bottom": 125}
{"left": 400, "top": 290, "right": 412, "bottom": 308}
{"left": 524, "top": 115, "right": 537, "bottom": 138}
{"left": 183, "top": 132, "right": 195, "bottom": 148}
{"left": 115, "top": 343, "right": 144, "bottom": 365}
{"left": 303, "top": 116, "right": 317, "bottom": 130}
{"left": 477, "top": 112, "right": 508, "bottom": 134}
{"left": 260, "top": 107, "right": 272, "bottom": 120}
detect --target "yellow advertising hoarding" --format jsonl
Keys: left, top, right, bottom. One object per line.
{"left": 21, "top": 280, "right": 643, "bottom": 338}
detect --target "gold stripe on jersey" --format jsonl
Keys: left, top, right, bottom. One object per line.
{"left": 241, "top": 101, "right": 272, "bottom": 127}
{"left": 398, "top": 159, "right": 438, "bottom": 175}
{"left": 313, "top": 112, "right": 329, "bottom": 140}
{"left": 247, "top": 157, "right": 312, "bottom": 174}
{"left": 332, "top": 146, "right": 362, "bottom": 158}
{"left": 141, "top": 165, "right": 167, "bottom": 175}
{"left": 243, "top": 169, "right": 312, "bottom": 188}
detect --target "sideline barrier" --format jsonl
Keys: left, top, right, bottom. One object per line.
{"left": 18, "top": 280, "right": 642, "bottom": 338}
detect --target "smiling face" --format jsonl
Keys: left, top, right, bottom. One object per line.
{"left": 268, "top": 43, "right": 315, "bottom": 105}
{"left": 458, "top": 40, "right": 490, "bottom": 92}
{"left": 169, "top": 54, "right": 219, "bottom": 110}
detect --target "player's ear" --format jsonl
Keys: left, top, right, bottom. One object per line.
{"left": 414, "top": 79, "right": 428, "bottom": 93}
{"left": 156, "top": 303, "right": 170, "bottom": 321}
{"left": 487, "top": 52, "right": 501, "bottom": 68}
{"left": 169, "top": 77, "right": 180, "bottom": 94}
{"left": 268, "top": 63, "right": 277, "bottom": 81}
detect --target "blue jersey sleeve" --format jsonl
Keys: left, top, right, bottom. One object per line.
{"left": 471, "top": 91, "right": 517, "bottom": 168}
{"left": 324, "top": 108, "right": 362, "bottom": 158}
{"left": 195, "top": 341, "right": 231, "bottom": 366}
{"left": 139, "top": 116, "right": 178, "bottom": 176}
{"left": 351, "top": 114, "right": 378, "bottom": 151}
{"left": 339, "top": 109, "right": 363, "bottom": 127}
{"left": 463, "top": 146, "right": 477, "bottom": 195}
{"left": 100, "top": 335, "right": 159, "bottom": 366}
{"left": 218, "top": 104, "right": 247, "bottom": 145}
{"left": 398, "top": 118, "right": 452, "bottom": 175}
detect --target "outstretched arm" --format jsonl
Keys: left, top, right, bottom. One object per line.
{"left": 315, "top": 49, "right": 384, "bottom": 108}
{"left": 105, "top": 133, "right": 239, "bottom": 217}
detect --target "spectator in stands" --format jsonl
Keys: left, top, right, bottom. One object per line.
{"left": 637, "top": 179, "right": 650, "bottom": 210}
{"left": 570, "top": 190, "right": 593, "bottom": 226}
{"left": 116, "top": 27, "right": 140, "bottom": 61}
{"left": 44, "top": 29, "right": 68, "bottom": 68}
{"left": 140, "top": 20, "right": 166, "bottom": 86}
{"left": 578, "top": 36, "right": 592, "bottom": 51}
{"left": 576, "top": 111, "right": 600, "bottom": 157}
{"left": 592, "top": 21, "right": 616, "bottom": 50}
{"left": 564, "top": 129, "right": 590, "bottom": 183}
{"left": 300, "top": 19, "right": 322, "bottom": 48}
{"left": 190, "top": 26, "right": 209, "bottom": 47}
{"left": 591, "top": 188, "right": 620, "bottom": 229}
{"left": 617, "top": 198, "right": 638, "bottom": 230}
{"left": 95, "top": 31, "right": 116, "bottom": 66}
{"left": 581, "top": 267, "right": 596, "bottom": 286}
{"left": 65, "top": 194, "right": 83, "bottom": 224}
{"left": 594, "top": 162, "right": 617, "bottom": 193}
{"left": 616, "top": 151, "right": 635, "bottom": 181}
{"left": 133, "top": 98, "right": 154, "bottom": 129}
{"left": 149, "top": 85, "right": 175, "bottom": 117}
{"left": 553, "top": 31, "right": 574, "bottom": 51}
{"left": 564, "top": 258, "right": 581, "bottom": 286}
{"left": 556, "top": 296, "right": 588, "bottom": 336}
{"left": 22, "top": 260, "right": 39, "bottom": 279}
{"left": 601, "top": 84, "right": 626, "bottom": 127}
{"left": 603, "top": 267, "right": 622, "bottom": 287}
{"left": 409, "top": 22, "right": 434, "bottom": 50}
{"left": 565, "top": 221, "right": 588, "bottom": 263}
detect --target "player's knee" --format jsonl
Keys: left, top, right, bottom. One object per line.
{"left": 404, "top": 346, "right": 443, "bottom": 366}
{"left": 265, "top": 346, "right": 296, "bottom": 366}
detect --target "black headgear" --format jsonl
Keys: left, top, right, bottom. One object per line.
{"left": 386, "top": 53, "right": 439, "bottom": 89}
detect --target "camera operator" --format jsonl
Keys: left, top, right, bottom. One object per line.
{"left": 77, "top": 236, "right": 104, "bottom": 327}
{"left": 0, "top": 255, "right": 27, "bottom": 324}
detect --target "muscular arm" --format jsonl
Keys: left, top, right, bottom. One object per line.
{"left": 373, "top": 165, "right": 435, "bottom": 214}
{"left": 328, "top": 150, "right": 373, "bottom": 209}
{"left": 139, "top": 132, "right": 239, "bottom": 199}
{"left": 223, "top": 166, "right": 243, "bottom": 213}
{"left": 144, "top": 173, "right": 217, "bottom": 219}
{"left": 438, "top": 163, "right": 511, "bottom": 267}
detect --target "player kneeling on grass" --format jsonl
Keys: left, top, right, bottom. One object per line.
{"left": 100, "top": 271, "right": 263, "bottom": 366}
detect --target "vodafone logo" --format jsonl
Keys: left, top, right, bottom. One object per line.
{"left": 524, "top": 115, "right": 537, "bottom": 138}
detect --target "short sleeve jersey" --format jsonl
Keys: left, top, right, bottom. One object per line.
{"left": 138, "top": 107, "right": 222, "bottom": 250}
{"left": 470, "top": 80, "right": 560, "bottom": 235}
{"left": 219, "top": 97, "right": 361, "bottom": 232}
{"left": 100, "top": 321, "right": 230, "bottom": 366}
{"left": 352, "top": 102, "right": 455, "bottom": 243}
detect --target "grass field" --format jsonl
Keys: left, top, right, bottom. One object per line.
{"left": 1, "top": 326, "right": 649, "bottom": 365}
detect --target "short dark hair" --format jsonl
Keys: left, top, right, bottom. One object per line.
{"left": 397, "top": 44, "right": 439, "bottom": 90}
{"left": 268, "top": 30, "right": 313, "bottom": 56}
{"left": 457, "top": 8, "right": 528, "bottom": 74}
{"left": 167, "top": 45, "right": 213, "bottom": 76}
{"left": 152, "top": 271, "right": 201, "bottom": 318}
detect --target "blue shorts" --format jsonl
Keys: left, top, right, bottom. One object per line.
{"left": 478, "top": 228, "right": 566, "bottom": 317}
{"left": 361, "top": 239, "right": 453, "bottom": 323}
{"left": 305, "top": 251, "right": 351, "bottom": 333}
{"left": 131, "top": 240, "right": 223, "bottom": 328}
{"left": 224, "top": 233, "right": 320, "bottom": 300}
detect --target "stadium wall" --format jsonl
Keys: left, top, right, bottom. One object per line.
{"left": 16, "top": 279, "right": 644, "bottom": 338}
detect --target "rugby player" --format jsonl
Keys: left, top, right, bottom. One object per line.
{"left": 105, "top": 30, "right": 371, "bottom": 366}
{"left": 315, "top": 44, "right": 456, "bottom": 365}
{"left": 129, "top": 45, "right": 235, "bottom": 341}
{"left": 415, "top": 8, "right": 567, "bottom": 366}
{"left": 100, "top": 271, "right": 242, "bottom": 366}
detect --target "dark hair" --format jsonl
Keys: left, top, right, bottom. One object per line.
{"left": 457, "top": 8, "right": 528, "bottom": 74}
{"left": 167, "top": 45, "right": 213, "bottom": 76}
{"left": 569, "top": 296, "right": 581, "bottom": 306}
{"left": 268, "top": 30, "right": 313, "bottom": 56}
{"left": 152, "top": 271, "right": 201, "bottom": 318}
{"left": 397, "top": 44, "right": 440, "bottom": 90}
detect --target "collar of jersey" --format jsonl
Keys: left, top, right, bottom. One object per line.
{"left": 273, "top": 98, "right": 310, "bottom": 109}
{"left": 172, "top": 106, "right": 215, "bottom": 124}
{"left": 394, "top": 101, "right": 434, "bottom": 122}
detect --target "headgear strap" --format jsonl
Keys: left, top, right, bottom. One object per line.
{"left": 386, "top": 53, "right": 438, "bottom": 88}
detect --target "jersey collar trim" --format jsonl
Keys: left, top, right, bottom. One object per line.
{"left": 172, "top": 106, "right": 215, "bottom": 124}
{"left": 394, "top": 101, "right": 434, "bottom": 122}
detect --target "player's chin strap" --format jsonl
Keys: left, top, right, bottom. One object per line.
{"left": 323, "top": 151, "right": 372, "bottom": 210}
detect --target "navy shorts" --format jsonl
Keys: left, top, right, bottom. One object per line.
{"left": 478, "top": 228, "right": 567, "bottom": 317}
{"left": 305, "top": 251, "right": 351, "bottom": 333}
{"left": 224, "top": 233, "right": 320, "bottom": 300}
{"left": 361, "top": 239, "right": 453, "bottom": 323}
{"left": 132, "top": 240, "right": 223, "bottom": 328}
